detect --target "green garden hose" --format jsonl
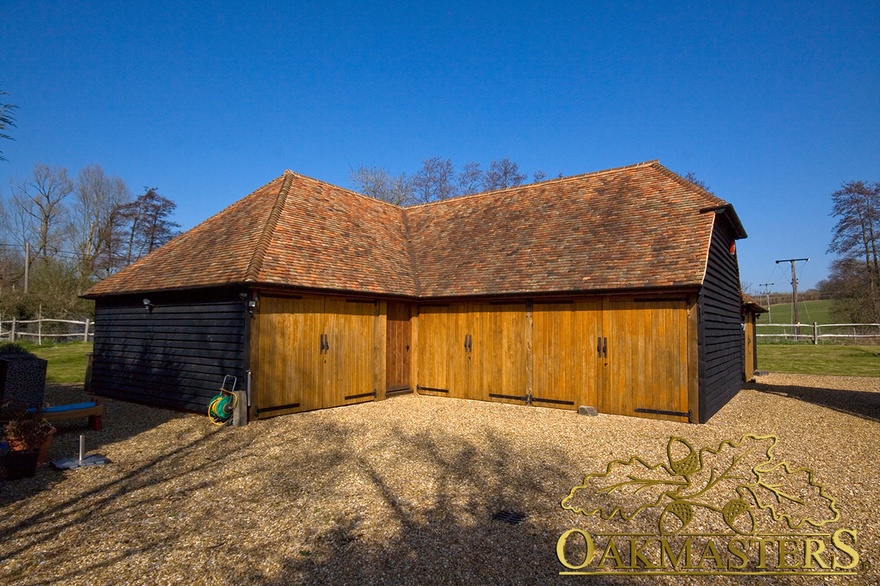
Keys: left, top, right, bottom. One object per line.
{"left": 208, "top": 376, "right": 238, "bottom": 425}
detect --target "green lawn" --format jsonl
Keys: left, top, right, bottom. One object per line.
{"left": 22, "top": 341, "right": 93, "bottom": 384}
{"left": 762, "top": 299, "right": 834, "bottom": 325}
{"left": 757, "top": 343, "right": 880, "bottom": 377}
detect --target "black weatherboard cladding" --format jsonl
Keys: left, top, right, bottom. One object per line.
{"left": 90, "top": 291, "right": 247, "bottom": 412}
{"left": 698, "top": 216, "right": 744, "bottom": 422}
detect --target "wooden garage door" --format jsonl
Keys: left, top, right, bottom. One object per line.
{"left": 470, "top": 303, "right": 529, "bottom": 403}
{"left": 416, "top": 303, "right": 529, "bottom": 403}
{"left": 251, "top": 296, "right": 377, "bottom": 418}
{"left": 415, "top": 305, "right": 455, "bottom": 396}
{"left": 386, "top": 302, "right": 412, "bottom": 392}
{"left": 414, "top": 298, "right": 691, "bottom": 421}
{"left": 532, "top": 300, "right": 602, "bottom": 409}
{"left": 323, "top": 298, "right": 377, "bottom": 406}
{"left": 601, "top": 298, "right": 690, "bottom": 421}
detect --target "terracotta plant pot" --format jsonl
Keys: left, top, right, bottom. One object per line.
{"left": 6, "top": 427, "right": 55, "bottom": 465}
{"left": 35, "top": 427, "right": 55, "bottom": 466}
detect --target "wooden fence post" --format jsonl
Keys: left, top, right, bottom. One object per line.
{"left": 10, "top": 317, "right": 16, "bottom": 342}
{"left": 83, "top": 318, "right": 91, "bottom": 342}
{"left": 813, "top": 322, "right": 819, "bottom": 345}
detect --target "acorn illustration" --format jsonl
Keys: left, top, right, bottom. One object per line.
{"left": 660, "top": 500, "right": 694, "bottom": 534}
{"left": 722, "top": 498, "right": 756, "bottom": 535}
{"left": 667, "top": 438, "right": 700, "bottom": 477}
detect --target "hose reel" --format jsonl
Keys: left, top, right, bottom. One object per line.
{"left": 208, "top": 375, "right": 238, "bottom": 425}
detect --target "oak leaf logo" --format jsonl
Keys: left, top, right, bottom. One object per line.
{"left": 561, "top": 434, "right": 839, "bottom": 535}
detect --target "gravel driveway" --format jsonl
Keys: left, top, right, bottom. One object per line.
{"left": 1, "top": 373, "right": 878, "bottom": 585}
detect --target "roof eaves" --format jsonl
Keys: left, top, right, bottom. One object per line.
{"left": 699, "top": 204, "right": 748, "bottom": 239}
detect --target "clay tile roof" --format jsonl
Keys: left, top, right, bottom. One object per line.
{"left": 83, "top": 161, "right": 744, "bottom": 299}
{"left": 84, "top": 172, "right": 416, "bottom": 297}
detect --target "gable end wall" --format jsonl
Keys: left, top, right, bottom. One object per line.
{"left": 698, "top": 217, "right": 744, "bottom": 421}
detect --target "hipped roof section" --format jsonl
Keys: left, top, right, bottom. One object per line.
{"left": 83, "top": 161, "right": 746, "bottom": 299}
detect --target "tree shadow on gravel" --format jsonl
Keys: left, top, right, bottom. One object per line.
{"left": 745, "top": 381, "right": 880, "bottom": 422}
{"left": 0, "top": 423, "right": 266, "bottom": 583}
{"left": 0, "top": 403, "right": 639, "bottom": 585}
{"left": 249, "top": 424, "right": 613, "bottom": 586}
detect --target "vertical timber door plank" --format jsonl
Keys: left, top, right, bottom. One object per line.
{"left": 375, "top": 301, "right": 388, "bottom": 399}
{"left": 448, "top": 304, "right": 471, "bottom": 400}
{"left": 574, "top": 300, "right": 601, "bottom": 410}
{"left": 416, "top": 305, "right": 450, "bottom": 394}
{"left": 410, "top": 306, "right": 420, "bottom": 392}
{"left": 300, "top": 297, "right": 325, "bottom": 412}
{"left": 687, "top": 296, "right": 700, "bottom": 422}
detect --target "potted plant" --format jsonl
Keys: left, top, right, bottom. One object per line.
{"left": 0, "top": 343, "right": 48, "bottom": 410}
{"left": 0, "top": 402, "right": 56, "bottom": 479}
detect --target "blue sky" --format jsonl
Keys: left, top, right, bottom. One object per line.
{"left": 2, "top": 1, "right": 878, "bottom": 292}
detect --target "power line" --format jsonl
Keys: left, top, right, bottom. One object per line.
{"left": 775, "top": 257, "right": 810, "bottom": 337}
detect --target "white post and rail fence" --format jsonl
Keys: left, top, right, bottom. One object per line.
{"left": 1, "top": 318, "right": 877, "bottom": 346}
{"left": 757, "top": 323, "right": 880, "bottom": 344}
{"left": 0, "top": 317, "right": 93, "bottom": 345}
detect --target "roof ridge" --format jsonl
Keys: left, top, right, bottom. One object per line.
{"left": 406, "top": 160, "right": 662, "bottom": 209}
{"left": 282, "top": 169, "right": 408, "bottom": 210}
{"left": 400, "top": 209, "right": 422, "bottom": 296}
{"left": 244, "top": 171, "right": 294, "bottom": 282}
{"left": 649, "top": 161, "right": 729, "bottom": 207}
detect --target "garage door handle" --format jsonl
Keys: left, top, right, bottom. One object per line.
{"left": 602, "top": 337, "right": 608, "bottom": 358}
{"left": 597, "top": 336, "right": 602, "bottom": 357}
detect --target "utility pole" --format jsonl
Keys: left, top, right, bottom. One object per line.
{"left": 24, "top": 241, "right": 29, "bottom": 294}
{"left": 759, "top": 282, "right": 774, "bottom": 323}
{"left": 775, "top": 258, "right": 809, "bottom": 338}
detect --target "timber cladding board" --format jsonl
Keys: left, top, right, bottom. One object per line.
{"left": 698, "top": 218, "right": 745, "bottom": 423}
{"left": 91, "top": 297, "right": 247, "bottom": 412}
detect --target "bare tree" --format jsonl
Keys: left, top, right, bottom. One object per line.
{"left": 457, "top": 162, "right": 484, "bottom": 196}
{"left": 9, "top": 164, "right": 73, "bottom": 258}
{"left": 69, "top": 163, "right": 132, "bottom": 278}
{"left": 484, "top": 158, "right": 527, "bottom": 191}
{"left": 684, "top": 171, "right": 712, "bottom": 193}
{"left": 0, "top": 88, "right": 17, "bottom": 161}
{"left": 412, "top": 157, "right": 457, "bottom": 204}
{"left": 349, "top": 165, "right": 414, "bottom": 206}
{"left": 350, "top": 157, "right": 538, "bottom": 202}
